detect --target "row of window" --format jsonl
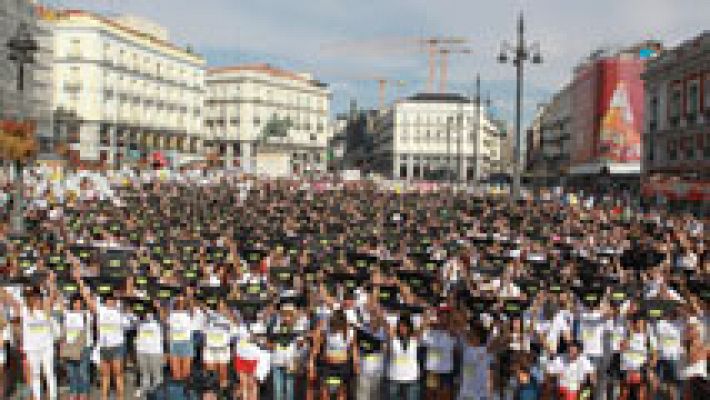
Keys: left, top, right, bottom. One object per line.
{"left": 399, "top": 130, "right": 489, "bottom": 143}
{"left": 397, "top": 113, "right": 479, "bottom": 125}
{"left": 665, "top": 135, "right": 710, "bottom": 161}
{"left": 208, "top": 85, "right": 327, "bottom": 110}
{"left": 649, "top": 77, "right": 710, "bottom": 128}
{"left": 205, "top": 117, "right": 323, "bottom": 131}
{"left": 66, "top": 38, "right": 202, "bottom": 86}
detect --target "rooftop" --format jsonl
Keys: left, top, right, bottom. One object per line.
{"left": 208, "top": 63, "right": 328, "bottom": 88}
{"left": 404, "top": 92, "right": 472, "bottom": 103}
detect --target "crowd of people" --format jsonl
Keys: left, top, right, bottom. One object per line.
{"left": 0, "top": 170, "right": 706, "bottom": 400}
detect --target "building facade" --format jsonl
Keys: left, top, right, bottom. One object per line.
{"left": 537, "top": 86, "right": 572, "bottom": 184}
{"left": 1, "top": 1, "right": 53, "bottom": 158}
{"left": 205, "top": 64, "right": 331, "bottom": 175}
{"left": 525, "top": 105, "right": 546, "bottom": 175}
{"left": 372, "top": 93, "right": 502, "bottom": 181}
{"left": 567, "top": 41, "right": 662, "bottom": 184}
{"left": 641, "top": 31, "right": 709, "bottom": 211}
{"left": 41, "top": 9, "right": 206, "bottom": 169}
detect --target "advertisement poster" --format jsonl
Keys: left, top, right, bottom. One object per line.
{"left": 570, "top": 57, "right": 645, "bottom": 170}
{"left": 597, "top": 59, "right": 644, "bottom": 163}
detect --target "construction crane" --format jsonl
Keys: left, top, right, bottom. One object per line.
{"left": 438, "top": 47, "right": 473, "bottom": 92}
{"left": 338, "top": 76, "right": 406, "bottom": 110}
{"left": 419, "top": 37, "right": 467, "bottom": 92}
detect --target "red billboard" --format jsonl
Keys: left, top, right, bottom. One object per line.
{"left": 570, "top": 56, "right": 646, "bottom": 170}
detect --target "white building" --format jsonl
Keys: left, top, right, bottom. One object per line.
{"left": 0, "top": 1, "right": 53, "bottom": 157}
{"left": 205, "top": 64, "right": 331, "bottom": 175}
{"left": 372, "top": 93, "right": 502, "bottom": 181}
{"left": 41, "top": 9, "right": 206, "bottom": 168}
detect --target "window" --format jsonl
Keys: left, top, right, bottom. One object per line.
{"left": 313, "top": 153, "right": 321, "bottom": 163}
{"left": 687, "top": 81, "right": 699, "bottom": 124}
{"left": 704, "top": 134, "right": 710, "bottom": 159}
{"left": 668, "top": 140, "right": 678, "bottom": 161}
{"left": 230, "top": 118, "right": 240, "bottom": 126}
{"left": 68, "top": 38, "right": 81, "bottom": 57}
{"left": 253, "top": 117, "right": 261, "bottom": 126}
{"left": 649, "top": 96, "right": 658, "bottom": 132}
{"left": 310, "top": 134, "right": 317, "bottom": 142}
{"left": 685, "top": 142, "right": 694, "bottom": 160}
{"left": 400, "top": 164, "right": 408, "bottom": 179}
{"left": 705, "top": 76, "right": 710, "bottom": 111}
{"left": 400, "top": 154, "right": 408, "bottom": 161}
{"left": 669, "top": 86, "right": 681, "bottom": 127}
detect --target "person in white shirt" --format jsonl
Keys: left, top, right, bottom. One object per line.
{"left": 84, "top": 289, "right": 129, "bottom": 400}
{"left": 457, "top": 323, "right": 493, "bottom": 400}
{"left": 267, "top": 303, "right": 301, "bottom": 400}
{"left": 165, "top": 296, "right": 196, "bottom": 381}
{"left": 59, "top": 295, "right": 93, "bottom": 400}
{"left": 620, "top": 317, "right": 653, "bottom": 400}
{"left": 577, "top": 302, "right": 610, "bottom": 400}
{"left": 134, "top": 307, "right": 165, "bottom": 398}
{"left": 650, "top": 312, "right": 684, "bottom": 400}
{"left": 2, "top": 288, "right": 59, "bottom": 400}
{"left": 202, "top": 300, "right": 236, "bottom": 395}
{"left": 547, "top": 340, "right": 595, "bottom": 400}
{"left": 385, "top": 314, "right": 421, "bottom": 400}
{"left": 421, "top": 307, "right": 457, "bottom": 400}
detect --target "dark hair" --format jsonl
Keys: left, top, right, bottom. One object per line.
{"left": 397, "top": 313, "right": 414, "bottom": 336}
{"left": 330, "top": 309, "right": 347, "bottom": 334}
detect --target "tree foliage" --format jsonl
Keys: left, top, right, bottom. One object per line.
{"left": 0, "top": 120, "right": 36, "bottom": 162}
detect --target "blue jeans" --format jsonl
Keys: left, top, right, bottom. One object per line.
{"left": 387, "top": 380, "right": 420, "bottom": 400}
{"left": 66, "top": 348, "right": 91, "bottom": 395}
{"left": 272, "top": 366, "right": 295, "bottom": 400}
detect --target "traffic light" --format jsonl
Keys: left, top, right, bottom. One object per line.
{"left": 0, "top": 119, "right": 36, "bottom": 162}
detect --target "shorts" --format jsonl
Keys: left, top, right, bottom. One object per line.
{"left": 234, "top": 356, "right": 258, "bottom": 375}
{"left": 656, "top": 359, "right": 680, "bottom": 383}
{"left": 100, "top": 345, "right": 126, "bottom": 361}
{"left": 203, "top": 347, "right": 230, "bottom": 364}
{"left": 170, "top": 340, "right": 194, "bottom": 358}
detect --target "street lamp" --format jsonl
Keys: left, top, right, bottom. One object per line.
{"left": 6, "top": 22, "right": 38, "bottom": 234}
{"left": 498, "top": 11, "right": 542, "bottom": 200}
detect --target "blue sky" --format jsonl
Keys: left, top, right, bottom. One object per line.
{"left": 48, "top": 0, "right": 709, "bottom": 125}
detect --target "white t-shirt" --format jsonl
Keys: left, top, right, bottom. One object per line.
{"left": 98, "top": 305, "right": 125, "bottom": 348}
{"left": 388, "top": 337, "right": 419, "bottom": 382}
{"left": 234, "top": 324, "right": 260, "bottom": 360}
{"left": 204, "top": 313, "right": 233, "bottom": 349}
{"left": 622, "top": 331, "right": 650, "bottom": 371}
{"left": 136, "top": 319, "right": 164, "bottom": 354}
{"left": 458, "top": 345, "right": 491, "bottom": 400}
{"left": 654, "top": 320, "right": 683, "bottom": 361}
{"left": 548, "top": 355, "right": 594, "bottom": 391}
{"left": 22, "top": 307, "right": 55, "bottom": 352}
{"left": 168, "top": 311, "right": 193, "bottom": 343}
{"left": 578, "top": 311, "right": 605, "bottom": 356}
{"left": 422, "top": 329, "right": 456, "bottom": 373}
{"left": 64, "top": 310, "right": 92, "bottom": 348}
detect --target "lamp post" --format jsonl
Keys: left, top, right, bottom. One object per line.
{"left": 446, "top": 116, "right": 452, "bottom": 184}
{"left": 498, "top": 12, "right": 542, "bottom": 200}
{"left": 6, "top": 22, "right": 38, "bottom": 234}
